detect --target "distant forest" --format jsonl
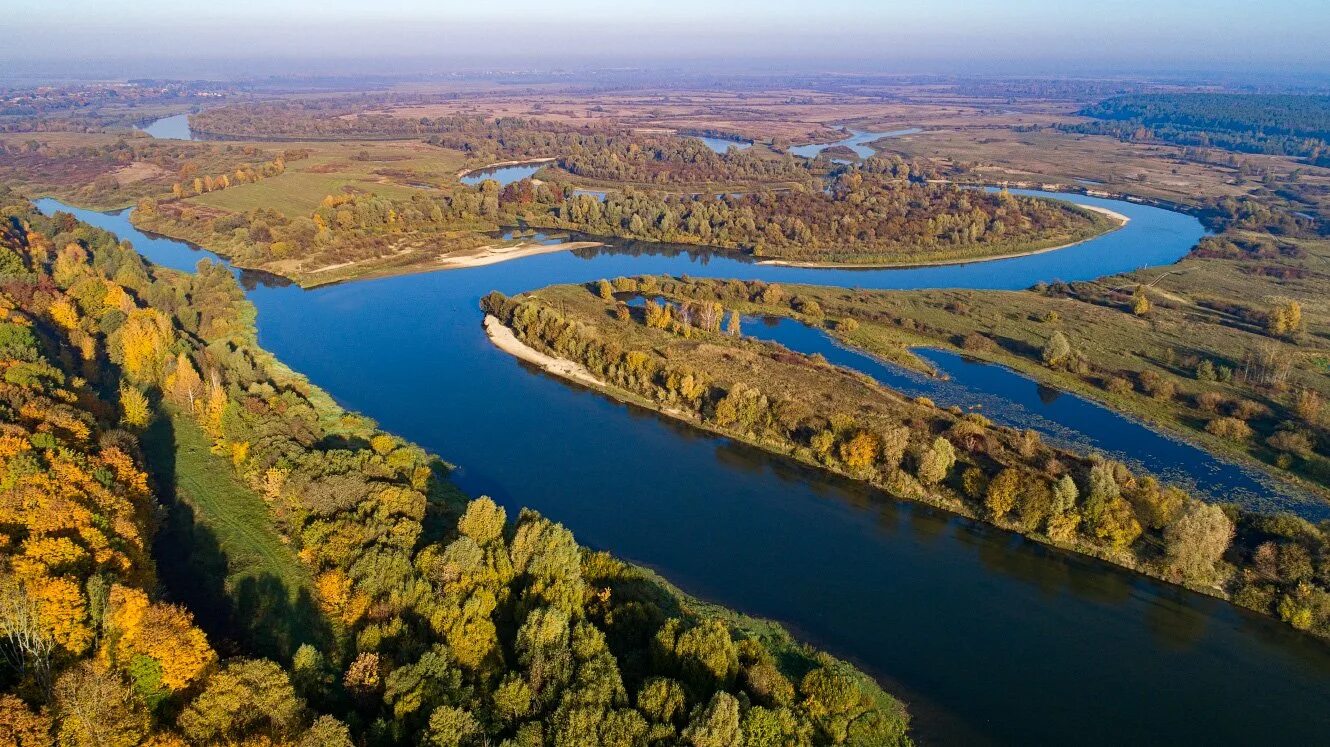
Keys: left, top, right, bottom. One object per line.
{"left": 1067, "top": 94, "right": 1330, "bottom": 166}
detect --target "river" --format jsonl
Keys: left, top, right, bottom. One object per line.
{"left": 732, "top": 316, "right": 1322, "bottom": 518}
{"left": 35, "top": 194, "right": 1330, "bottom": 746}
{"left": 136, "top": 113, "right": 196, "bottom": 140}
{"left": 790, "top": 127, "right": 923, "bottom": 159}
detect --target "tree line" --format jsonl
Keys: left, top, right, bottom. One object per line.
{"left": 1068, "top": 93, "right": 1330, "bottom": 165}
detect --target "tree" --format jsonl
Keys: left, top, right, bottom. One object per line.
{"left": 426, "top": 706, "right": 480, "bottom": 747}
{"left": 119, "top": 385, "right": 151, "bottom": 430}
{"left": 177, "top": 659, "right": 304, "bottom": 744}
{"left": 0, "top": 694, "right": 52, "bottom": 747}
{"left": 1131, "top": 284, "right": 1152, "bottom": 315}
{"left": 1165, "top": 502, "right": 1234, "bottom": 585}
{"left": 682, "top": 692, "right": 741, "bottom": 747}
{"left": 916, "top": 437, "right": 956, "bottom": 485}
{"left": 596, "top": 280, "right": 614, "bottom": 301}
{"left": 1267, "top": 298, "right": 1303, "bottom": 337}
{"left": 1127, "top": 477, "right": 1186, "bottom": 530}
{"left": 53, "top": 662, "right": 150, "bottom": 747}
{"left": 838, "top": 431, "right": 880, "bottom": 472}
{"left": 984, "top": 468, "right": 1020, "bottom": 519}
{"left": 1041, "top": 331, "right": 1072, "bottom": 368}
{"left": 0, "top": 576, "right": 56, "bottom": 692}
{"left": 106, "top": 586, "right": 214, "bottom": 691}
{"left": 725, "top": 310, "right": 742, "bottom": 336}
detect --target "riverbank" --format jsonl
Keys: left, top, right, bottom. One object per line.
{"left": 759, "top": 204, "right": 1127, "bottom": 268}
{"left": 441, "top": 239, "right": 603, "bottom": 269}
{"left": 481, "top": 307, "right": 1247, "bottom": 611}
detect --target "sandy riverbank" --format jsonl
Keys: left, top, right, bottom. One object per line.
{"left": 484, "top": 315, "right": 605, "bottom": 387}
{"left": 437, "top": 240, "right": 603, "bottom": 269}
{"left": 758, "top": 205, "right": 1129, "bottom": 269}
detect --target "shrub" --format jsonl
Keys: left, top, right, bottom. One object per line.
{"left": 1206, "top": 417, "right": 1254, "bottom": 441}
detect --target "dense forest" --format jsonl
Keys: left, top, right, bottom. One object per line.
{"left": 1069, "top": 93, "right": 1330, "bottom": 165}
{"left": 0, "top": 184, "right": 910, "bottom": 745}
{"left": 485, "top": 277, "right": 1330, "bottom": 639}
{"left": 522, "top": 168, "right": 1109, "bottom": 264}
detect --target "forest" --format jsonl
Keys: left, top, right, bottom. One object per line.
{"left": 130, "top": 154, "right": 1106, "bottom": 279}
{"left": 522, "top": 168, "right": 1109, "bottom": 264}
{"left": 0, "top": 184, "right": 911, "bottom": 746}
{"left": 1071, "top": 93, "right": 1330, "bottom": 164}
{"left": 484, "top": 276, "right": 1330, "bottom": 639}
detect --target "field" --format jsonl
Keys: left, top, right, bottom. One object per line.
{"left": 361, "top": 84, "right": 1085, "bottom": 144}
{"left": 886, "top": 125, "right": 1330, "bottom": 218}
{"left": 187, "top": 138, "right": 468, "bottom": 217}
{"left": 145, "top": 411, "right": 332, "bottom": 659}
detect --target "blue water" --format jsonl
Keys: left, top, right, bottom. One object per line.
{"left": 695, "top": 135, "right": 753, "bottom": 153}
{"left": 459, "top": 161, "right": 549, "bottom": 186}
{"left": 137, "top": 114, "right": 195, "bottom": 141}
{"left": 35, "top": 194, "right": 1330, "bottom": 747}
{"left": 737, "top": 316, "right": 1320, "bottom": 518}
{"left": 790, "top": 127, "right": 923, "bottom": 159}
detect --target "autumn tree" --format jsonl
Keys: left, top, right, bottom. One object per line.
{"left": 984, "top": 468, "right": 1020, "bottom": 519}
{"left": 1132, "top": 284, "right": 1151, "bottom": 315}
{"left": 1165, "top": 502, "right": 1234, "bottom": 585}
{"left": 916, "top": 437, "right": 956, "bottom": 486}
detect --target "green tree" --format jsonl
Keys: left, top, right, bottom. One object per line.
{"left": 425, "top": 706, "right": 480, "bottom": 747}
{"left": 177, "top": 659, "right": 304, "bottom": 744}
{"left": 682, "top": 692, "right": 741, "bottom": 747}
{"left": 1041, "top": 331, "right": 1073, "bottom": 368}
{"left": 916, "top": 437, "right": 956, "bottom": 486}
{"left": 984, "top": 468, "right": 1021, "bottom": 519}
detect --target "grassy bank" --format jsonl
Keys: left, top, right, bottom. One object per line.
{"left": 145, "top": 411, "right": 333, "bottom": 660}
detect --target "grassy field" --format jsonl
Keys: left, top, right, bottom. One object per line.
{"left": 189, "top": 139, "right": 468, "bottom": 217}
{"left": 146, "top": 411, "right": 333, "bottom": 659}
{"left": 886, "top": 126, "right": 1330, "bottom": 219}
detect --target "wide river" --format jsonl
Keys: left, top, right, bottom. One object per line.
{"left": 37, "top": 194, "right": 1330, "bottom": 746}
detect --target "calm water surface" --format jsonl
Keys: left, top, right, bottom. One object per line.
{"left": 736, "top": 316, "right": 1322, "bottom": 518}
{"left": 36, "top": 194, "right": 1330, "bottom": 746}
{"left": 696, "top": 135, "right": 753, "bottom": 153}
{"left": 137, "top": 114, "right": 196, "bottom": 140}
{"left": 790, "top": 127, "right": 923, "bottom": 159}
{"left": 459, "top": 162, "right": 549, "bottom": 186}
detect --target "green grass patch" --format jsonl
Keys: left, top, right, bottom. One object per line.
{"left": 146, "top": 411, "right": 335, "bottom": 660}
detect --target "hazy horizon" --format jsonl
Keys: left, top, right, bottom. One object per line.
{"left": 5, "top": 0, "right": 1328, "bottom": 84}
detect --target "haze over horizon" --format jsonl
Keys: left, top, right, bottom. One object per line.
{"left": 5, "top": 0, "right": 1329, "bottom": 83}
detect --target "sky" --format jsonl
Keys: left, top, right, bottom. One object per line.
{"left": 5, "top": 0, "right": 1328, "bottom": 80}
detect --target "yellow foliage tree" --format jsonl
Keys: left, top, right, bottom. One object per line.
{"left": 48, "top": 298, "right": 80, "bottom": 331}
{"left": 117, "top": 309, "right": 173, "bottom": 384}
{"left": 106, "top": 585, "right": 215, "bottom": 691}
{"left": 119, "top": 385, "right": 151, "bottom": 430}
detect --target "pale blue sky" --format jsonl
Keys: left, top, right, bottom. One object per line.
{"left": 5, "top": 0, "right": 1328, "bottom": 76}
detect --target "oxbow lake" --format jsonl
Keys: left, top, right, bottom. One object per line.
{"left": 36, "top": 193, "right": 1330, "bottom": 747}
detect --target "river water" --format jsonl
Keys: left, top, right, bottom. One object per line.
{"left": 35, "top": 194, "right": 1330, "bottom": 746}
{"left": 734, "top": 316, "right": 1322, "bottom": 518}
{"left": 136, "top": 113, "right": 196, "bottom": 140}
{"left": 790, "top": 128, "right": 923, "bottom": 159}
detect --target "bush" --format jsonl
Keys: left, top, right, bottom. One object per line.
{"left": 1206, "top": 416, "right": 1254, "bottom": 441}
